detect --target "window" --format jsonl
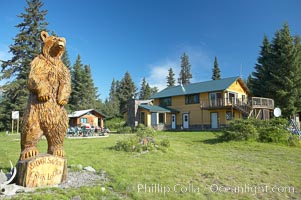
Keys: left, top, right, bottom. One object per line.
{"left": 159, "top": 97, "right": 172, "bottom": 106}
{"left": 226, "top": 111, "right": 234, "bottom": 120}
{"left": 159, "top": 113, "right": 165, "bottom": 124}
{"left": 185, "top": 94, "right": 200, "bottom": 104}
{"left": 140, "top": 112, "right": 145, "bottom": 125}
{"left": 80, "top": 118, "right": 88, "bottom": 123}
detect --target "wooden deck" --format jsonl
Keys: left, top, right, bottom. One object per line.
{"left": 201, "top": 97, "right": 274, "bottom": 110}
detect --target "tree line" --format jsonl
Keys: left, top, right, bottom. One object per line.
{"left": 1, "top": 0, "right": 300, "bottom": 131}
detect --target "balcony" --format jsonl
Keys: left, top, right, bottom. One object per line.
{"left": 201, "top": 97, "right": 274, "bottom": 111}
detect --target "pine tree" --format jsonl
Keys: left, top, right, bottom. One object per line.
{"left": 117, "top": 71, "right": 137, "bottom": 113}
{"left": 249, "top": 35, "right": 272, "bottom": 97}
{"left": 166, "top": 67, "right": 176, "bottom": 87}
{"left": 105, "top": 78, "right": 120, "bottom": 117}
{"left": 69, "top": 54, "right": 84, "bottom": 111}
{"left": 267, "top": 23, "right": 300, "bottom": 117}
{"left": 81, "top": 65, "right": 100, "bottom": 110}
{"left": 139, "top": 78, "right": 152, "bottom": 100}
{"left": 150, "top": 86, "right": 159, "bottom": 96}
{"left": 178, "top": 53, "right": 192, "bottom": 85}
{"left": 0, "top": 0, "right": 48, "bottom": 130}
{"left": 211, "top": 56, "right": 221, "bottom": 80}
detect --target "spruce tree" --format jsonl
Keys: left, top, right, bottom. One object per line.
{"left": 0, "top": 0, "right": 48, "bottom": 130}
{"left": 178, "top": 53, "right": 192, "bottom": 85}
{"left": 166, "top": 67, "right": 176, "bottom": 87}
{"left": 107, "top": 79, "right": 120, "bottom": 117}
{"left": 249, "top": 35, "right": 272, "bottom": 97}
{"left": 139, "top": 78, "right": 152, "bottom": 100}
{"left": 268, "top": 23, "right": 301, "bottom": 117}
{"left": 211, "top": 56, "right": 221, "bottom": 80}
{"left": 81, "top": 65, "right": 100, "bottom": 110}
{"left": 117, "top": 71, "right": 137, "bottom": 113}
{"left": 69, "top": 55, "right": 84, "bottom": 111}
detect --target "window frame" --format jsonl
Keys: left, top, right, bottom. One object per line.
{"left": 185, "top": 94, "right": 200, "bottom": 104}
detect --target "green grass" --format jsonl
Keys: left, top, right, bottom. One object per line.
{"left": 0, "top": 131, "right": 300, "bottom": 199}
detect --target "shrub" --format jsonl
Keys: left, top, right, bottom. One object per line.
{"left": 136, "top": 127, "right": 156, "bottom": 139}
{"left": 117, "top": 126, "right": 133, "bottom": 134}
{"left": 221, "top": 119, "right": 258, "bottom": 141}
{"left": 160, "top": 138, "right": 170, "bottom": 148}
{"left": 287, "top": 135, "right": 300, "bottom": 147}
{"left": 105, "top": 118, "right": 126, "bottom": 131}
{"left": 114, "top": 127, "right": 170, "bottom": 153}
{"left": 257, "top": 118, "right": 291, "bottom": 144}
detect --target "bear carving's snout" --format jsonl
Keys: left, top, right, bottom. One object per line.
{"left": 58, "top": 41, "right": 65, "bottom": 49}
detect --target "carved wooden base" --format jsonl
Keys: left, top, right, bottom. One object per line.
{"left": 16, "top": 154, "right": 67, "bottom": 188}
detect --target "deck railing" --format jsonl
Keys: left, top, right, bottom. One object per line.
{"left": 201, "top": 97, "right": 274, "bottom": 110}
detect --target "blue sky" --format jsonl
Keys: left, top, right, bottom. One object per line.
{"left": 1, "top": 0, "right": 301, "bottom": 100}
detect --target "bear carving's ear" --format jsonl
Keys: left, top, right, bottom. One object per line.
{"left": 40, "top": 31, "right": 49, "bottom": 42}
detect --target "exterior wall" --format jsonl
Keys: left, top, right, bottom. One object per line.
{"left": 139, "top": 108, "right": 152, "bottom": 127}
{"left": 69, "top": 113, "right": 104, "bottom": 128}
{"left": 227, "top": 80, "right": 249, "bottom": 98}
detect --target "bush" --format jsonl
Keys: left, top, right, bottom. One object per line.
{"left": 221, "top": 119, "right": 258, "bottom": 141}
{"left": 114, "top": 127, "right": 170, "bottom": 153}
{"left": 160, "top": 138, "right": 170, "bottom": 148}
{"left": 136, "top": 127, "right": 156, "bottom": 139}
{"left": 221, "top": 118, "right": 300, "bottom": 146}
{"left": 105, "top": 118, "right": 126, "bottom": 131}
{"left": 117, "top": 126, "right": 132, "bottom": 134}
{"left": 257, "top": 118, "right": 291, "bottom": 144}
{"left": 287, "top": 135, "right": 300, "bottom": 146}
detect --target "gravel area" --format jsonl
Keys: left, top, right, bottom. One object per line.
{"left": 59, "top": 169, "right": 109, "bottom": 188}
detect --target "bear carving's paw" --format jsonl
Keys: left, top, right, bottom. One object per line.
{"left": 20, "top": 147, "right": 39, "bottom": 160}
{"left": 58, "top": 100, "right": 67, "bottom": 106}
{"left": 38, "top": 95, "right": 50, "bottom": 102}
{"left": 51, "top": 148, "right": 65, "bottom": 157}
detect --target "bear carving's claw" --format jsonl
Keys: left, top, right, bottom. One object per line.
{"left": 38, "top": 95, "right": 50, "bottom": 102}
{"left": 58, "top": 100, "right": 67, "bottom": 106}
{"left": 20, "top": 147, "right": 39, "bottom": 160}
{"left": 49, "top": 148, "right": 65, "bottom": 157}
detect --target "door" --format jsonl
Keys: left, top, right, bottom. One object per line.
{"left": 171, "top": 114, "right": 176, "bottom": 129}
{"left": 211, "top": 112, "right": 218, "bottom": 129}
{"left": 183, "top": 113, "right": 189, "bottom": 129}
{"left": 151, "top": 113, "right": 157, "bottom": 126}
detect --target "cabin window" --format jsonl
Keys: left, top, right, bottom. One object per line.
{"left": 159, "top": 113, "right": 165, "bottom": 124}
{"left": 226, "top": 111, "right": 234, "bottom": 120}
{"left": 80, "top": 118, "right": 88, "bottom": 123}
{"left": 159, "top": 97, "right": 172, "bottom": 106}
{"left": 140, "top": 112, "right": 145, "bottom": 125}
{"left": 185, "top": 94, "right": 200, "bottom": 104}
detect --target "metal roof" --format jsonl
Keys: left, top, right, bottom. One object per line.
{"left": 151, "top": 76, "right": 247, "bottom": 99}
{"left": 139, "top": 105, "right": 172, "bottom": 113}
{"left": 68, "top": 109, "right": 106, "bottom": 118}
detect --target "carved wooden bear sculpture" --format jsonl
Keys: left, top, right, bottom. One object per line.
{"left": 20, "top": 31, "right": 71, "bottom": 160}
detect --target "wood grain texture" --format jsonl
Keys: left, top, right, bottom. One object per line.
{"left": 20, "top": 31, "right": 71, "bottom": 161}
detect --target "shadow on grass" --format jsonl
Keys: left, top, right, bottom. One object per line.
{"left": 193, "top": 132, "right": 227, "bottom": 145}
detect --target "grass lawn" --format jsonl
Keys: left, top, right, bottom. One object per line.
{"left": 0, "top": 131, "right": 300, "bottom": 200}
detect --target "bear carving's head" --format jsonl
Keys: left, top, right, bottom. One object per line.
{"left": 40, "top": 31, "right": 66, "bottom": 59}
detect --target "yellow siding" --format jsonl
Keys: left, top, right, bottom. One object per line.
{"left": 227, "top": 80, "right": 248, "bottom": 98}
{"left": 139, "top": 108, "right": 152, "bottom": 127}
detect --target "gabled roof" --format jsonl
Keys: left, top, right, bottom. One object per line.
{"left": 68, "top": 109, "right": 106, "bottom": 118}
{"left": 139, "top": 105, "right": 173, "bottom": 113}
{"left": 151, "top": 76, "right": 249, "bottom": 99}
